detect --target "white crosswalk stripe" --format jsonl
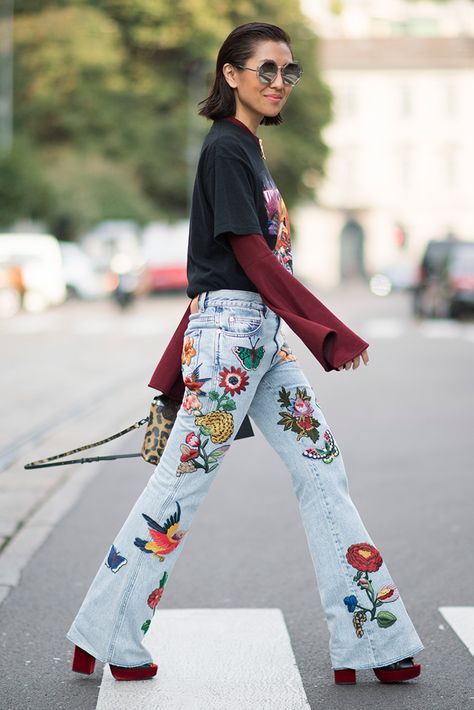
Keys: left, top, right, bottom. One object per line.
{"left": 439, "top": 607, "right": 474, "bottom": 656}
{"left": 96, "top": 608, "right": 311, "bottom": 710}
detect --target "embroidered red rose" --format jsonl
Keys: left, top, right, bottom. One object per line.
{"left": 296, "top": 416, "right": 314, "bottom": 431}
{"left": 346, "top": 543, "right": 383, "bottom": 573}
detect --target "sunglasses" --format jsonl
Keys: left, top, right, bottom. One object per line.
{"left": 235, "top": 60, "right": 303, "bottom": 87}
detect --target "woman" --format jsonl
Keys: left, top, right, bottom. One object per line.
{"left": 68, "top": 22, "right": 424, "bottom": 685}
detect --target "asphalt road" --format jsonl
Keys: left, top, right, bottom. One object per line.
{"left": 0, "top": 286, "right": 473, "bottom": 709}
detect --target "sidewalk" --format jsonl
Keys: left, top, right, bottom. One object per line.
{"left": 0, "top": 294, "right": 187, "bottom": 605}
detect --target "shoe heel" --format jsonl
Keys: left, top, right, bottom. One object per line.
{"left": 373, "top": 663, "right": 421, "bottom": 683}
{"left": 72, "top": 646, "right": 96, "bottom": 675}
{"left": 110, "top": 663, "right": 158, "bottom": 681}
{"left": 334, "top": 668, "right": 356, "bottom": 684}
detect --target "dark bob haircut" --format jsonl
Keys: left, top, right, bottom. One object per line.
{"left": 198, "top": 22, "right": 293, "bottom": 126}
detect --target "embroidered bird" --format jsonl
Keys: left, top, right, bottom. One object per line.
{"left": 134, "top": 501, "right": 187, "bottom": 561}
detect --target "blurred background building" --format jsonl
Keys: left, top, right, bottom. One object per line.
{"left": 296, "top": 0, "right": 474, "bottom": 287}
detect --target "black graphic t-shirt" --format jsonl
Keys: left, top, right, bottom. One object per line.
{"left": 186, "top": 117, "right": 292, "bottom": 298}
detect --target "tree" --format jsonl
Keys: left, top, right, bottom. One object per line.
{"left": 11, "top": 1, "right": 332, "bottom": 236}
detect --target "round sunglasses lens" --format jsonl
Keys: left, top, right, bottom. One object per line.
{"left": 283, "top": 64, "right": 302, "bottom": 85}
{"left": 258, "top": 61, "right": 278, "bottom": 83}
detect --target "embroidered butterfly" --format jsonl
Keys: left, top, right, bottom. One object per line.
{"left": 105, "top": 544, "right": 128, "bottom": 573}
{"left": 232, "top": 338, "right": 265, "bottom": 370}
{"left": 302, "top": 429, "right": 340, "bottom": 464}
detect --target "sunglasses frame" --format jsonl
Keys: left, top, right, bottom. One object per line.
{"left": 235, "top": 60, "right": 303, "bottom": 86}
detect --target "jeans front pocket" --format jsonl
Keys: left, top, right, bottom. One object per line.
{"left": 221, "top": 306, "right": 264, "bottom": 338}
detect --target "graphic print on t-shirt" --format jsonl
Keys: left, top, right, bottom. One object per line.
{"left": 262, "top": 172, "right": 293, "bottom": 274}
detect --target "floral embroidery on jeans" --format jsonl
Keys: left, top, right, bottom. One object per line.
{"left": 277, "top": 386, "right": 321, "bottom": 443}
{"left": 182, "top": 336, "right": 197, "bottom": 366}
{"left": 303, "top": 429, "right": 339, "bottom": 463}
{"left": 141, "top": 571, "right": 168, "bottom": 635}
{"left": 277, "top": 342, "right": 297, "bottom": 363}
{"left": 134, "top": 502, "right": 187, "bottom": 561}
{"left": 176, "top": 431, "right": 230, "bottom": 475}
{"left": 343, "top": 543, "right": 398, "bottom": 637}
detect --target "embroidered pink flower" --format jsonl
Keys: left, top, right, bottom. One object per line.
{"left": 183, "top": 394, "right": 202, "bottom": 413}
{"left": 376, "top": 584, "right": 399, "bottom": 603}
{"left": 185, "top": 432, "right": 200, "bottom": 447}
{"left": 358, "top": 577, "right": 370, "bottom": 589}
{"left": 291, "top": 397, "right": 314, "bottom": 417}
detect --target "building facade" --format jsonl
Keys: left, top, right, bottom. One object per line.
{"left": 296, "top": 1, "right": 474, "bottom": 288}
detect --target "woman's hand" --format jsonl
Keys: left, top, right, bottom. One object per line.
{"left": 337, "top": 348, "right": 369, "bottom": 371}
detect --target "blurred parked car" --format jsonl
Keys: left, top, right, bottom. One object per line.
{"left": 412, "top": 238, "right": 474, "bottom": 318}
{"left": 0, "top": 233, "right": 66, "bottom": 313}
{"left": 142, "top": 221, "right": 188, "bottom": 291}
{"left": 59, "top": 241, "right": 110, "bottom": 300}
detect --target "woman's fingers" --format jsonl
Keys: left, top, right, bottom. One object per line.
{"left": 337, "top": 349, "right": 369, "bottom": 371}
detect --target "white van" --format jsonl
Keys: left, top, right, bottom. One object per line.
{"left": 0, "top": 233, "right": 66, "bottom": 312}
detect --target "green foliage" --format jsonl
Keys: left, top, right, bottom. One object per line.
{"left": 11, "top": 0, "right": 332, "bottom": 236}
{"left": 0, "top": 137, "right": 54, "bottom": 229}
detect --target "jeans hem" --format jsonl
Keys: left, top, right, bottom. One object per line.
{"left": 331, "top": 643, "right": 425, "bottom": 671}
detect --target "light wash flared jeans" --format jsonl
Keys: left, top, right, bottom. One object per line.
{"left": 67, "top": 289, "right": 424, "bottom": 670}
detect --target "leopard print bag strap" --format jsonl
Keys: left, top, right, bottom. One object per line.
{"left": 141, "top": 395, "right": 180, "bottom": 465}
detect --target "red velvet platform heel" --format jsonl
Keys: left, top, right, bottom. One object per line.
{"left": 72, "top": 645, "right": 158, "bottom": 681}
{"left": 334, "top": 658, "right": 420, "bottom": 685}
{"left": 373, "top": 658, "right": 421, "bottom": 683}
{"left": 109, "top": 663, "right": 158, "bottom": 681}
{"left": 334, "top": 669, "right": 356, "bottom": 684}
{"left": 72, "top": 646, "right": 96, "bottom": 675}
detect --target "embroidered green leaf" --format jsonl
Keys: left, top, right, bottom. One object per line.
{"left": 296, "top": 387, "right": 311, "bottom": 401}
{"left": 199, "top": 425, "right": 212, "bottom": 436}
{"left": 277, "top": 386, "right": 292, "bottom": 408}
{"left": 207, "top": 464, "right": 219, "bottom": 472}
{"left": 278, "top": 412, "right": 296, "bottom": 430}
{"left": 160, "top": 571, "right": 168, "bottom": 588}
{"left": 353, "top": 571, "right": 363, "bottom": 582}
{"left": 141, "top": 619, "right": 151, "bottom": 634}
{"left": 375, "top": 611, "right": 397, "bottom": 628}
{"left": 222, "top": 399, "right": 236, "bottom": 411}
{"left": 208, "top": 391, "right": 219, "bottom": 401}
{"left": 306, "top": 426, "right": 320, "bottom": 444}
{"left": 208, "top": 445, "right": 230, "bottom": 459}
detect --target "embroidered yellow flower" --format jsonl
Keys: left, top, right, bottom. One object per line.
{"left": 181, "top": 336, "right": 196, "bottom": 366}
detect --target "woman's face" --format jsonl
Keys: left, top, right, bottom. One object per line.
{"left": 223, "top": 40, "right": 295, "bottom": 130}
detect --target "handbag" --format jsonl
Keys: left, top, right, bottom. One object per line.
{"left": 24, "top": 395, "right": 180, "bottom": 470}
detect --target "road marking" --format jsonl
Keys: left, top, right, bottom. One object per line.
{"left": 418, "top": 320, "right": 464, "bottom": 339}
{"left": 439, "top": 607, "right": 474, "bottom": 656}
{"left": 96, "top": 608, "right": 311, "bottom": 710}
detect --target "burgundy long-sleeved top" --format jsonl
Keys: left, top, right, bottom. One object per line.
{"left": 148, "top": 233, "right": 369, "bottom": 411}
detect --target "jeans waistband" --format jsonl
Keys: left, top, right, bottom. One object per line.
{"left": 198, "top": 289, "right": 265, "bottom": 309}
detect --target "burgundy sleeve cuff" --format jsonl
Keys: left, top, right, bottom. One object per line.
{"left": 227, "top": 233, "right": 369, "bottom": 371}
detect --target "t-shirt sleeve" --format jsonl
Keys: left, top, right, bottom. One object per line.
{"left": 212, "top": 151, "right": 263, "bottom": 240}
